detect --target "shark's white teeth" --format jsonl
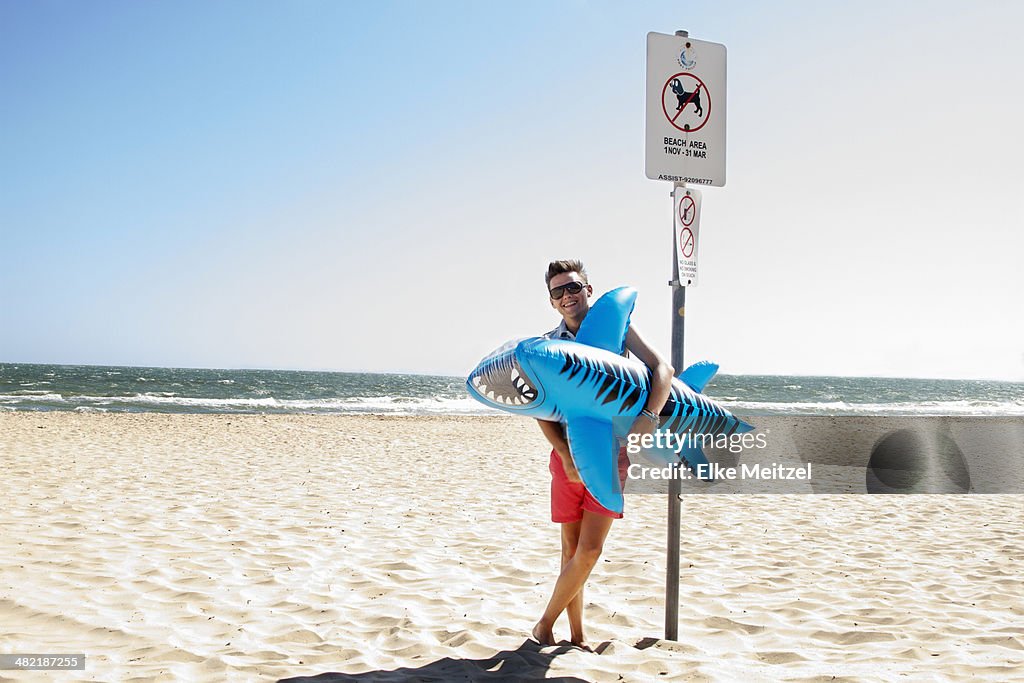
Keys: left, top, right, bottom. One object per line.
{"left": 512, "top": 368, "right": 533, "bottom": 397}
{"left": 474, "top": 365, "right": 534, "bottom": 406}
{"left": 511, "top": 373, "right": 534, "bottom": 397}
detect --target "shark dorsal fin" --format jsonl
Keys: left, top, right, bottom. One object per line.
{"left": 680, "top": 361, "right": 719, "bottom": 393}
{"left": 575, "top": 286, "right": 636, "bottom": 354}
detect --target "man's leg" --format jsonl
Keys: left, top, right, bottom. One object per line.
{"left": 560, "top": 521, "right": 585, "bottom": 645}
{"left": 533, "top": 510, "right": 614, "bottom": 645}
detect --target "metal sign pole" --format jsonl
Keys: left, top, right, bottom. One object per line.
{"left": 647, "top": 26, "right": 722, "bottom": 643}
{"left": 665, "top": 184, "right": 685, "bottom": 641}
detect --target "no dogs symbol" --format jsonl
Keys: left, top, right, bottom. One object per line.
{"left": 661, "top": 72, "right": 711, "bottom": 133}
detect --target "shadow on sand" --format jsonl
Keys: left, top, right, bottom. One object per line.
{"left": 277, "top": 638, "right": 592, "bottom": 682}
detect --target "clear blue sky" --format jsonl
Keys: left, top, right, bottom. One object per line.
{"left": 3, "top": 0, "right": 1022, "bottom": 380}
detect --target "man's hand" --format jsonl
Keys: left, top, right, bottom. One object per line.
{"left": 559, "top": 452, "right": 583, "bottom": 484}
{"left": 538, "top": 419, "right": 583, "bottom": 483}
{"left": 627, "top": 414, "right": 658, "bottom": 446}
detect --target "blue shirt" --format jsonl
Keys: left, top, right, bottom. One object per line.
{"left": 543, "top": 321, "right": 575, "bottom": 341}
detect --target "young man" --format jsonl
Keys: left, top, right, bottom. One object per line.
{"left": 532, "top": 259, "right": 675, "bottom": 648}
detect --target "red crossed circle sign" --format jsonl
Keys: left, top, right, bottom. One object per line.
{"left": 679, "top": 228, "right": 695, "bottom": 259}
{"left": 661, "top": 72, "right": 711, "bottom": 133}
{"left": 678, "top": 195, "right": 696, "bottom": 227}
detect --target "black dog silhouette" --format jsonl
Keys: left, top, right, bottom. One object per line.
{"left": 670, "top": 78, "right": 702, "bottom": 117}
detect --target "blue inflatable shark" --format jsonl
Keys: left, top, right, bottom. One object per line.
{"left": 466, "top": 287, "right": 753, "bottom": 514}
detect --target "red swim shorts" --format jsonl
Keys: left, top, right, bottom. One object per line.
{"left": 549, "top": 447, "right": 630, "bottom": 523}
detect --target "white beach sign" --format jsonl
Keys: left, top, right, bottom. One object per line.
{"left": 646, "top": 32, "right": 727, "bottom": 186}
{"left": 672, "top": 184, "right": 702, "bottom": 285}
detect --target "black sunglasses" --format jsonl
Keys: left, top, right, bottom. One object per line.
{"left": 549, "top": 281, "right": 586, "bottom": 299}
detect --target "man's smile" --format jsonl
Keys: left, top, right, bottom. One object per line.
{"left": 547, "top": 271, "right": 591, "bottom": 327}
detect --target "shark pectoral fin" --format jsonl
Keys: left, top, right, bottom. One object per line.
{"left": 574, "top": 287, "right": 636, "bottom": 355}
{"left": 678, "top": 443, "right": 714, "bottom": 482}
{"left": 565, "top": 417, "right": 623, "bottom": 515}
{"left": 679, "top": 361, "right": 719, "bottom": 393}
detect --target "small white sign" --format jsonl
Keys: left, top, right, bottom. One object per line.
{"left": 673, "top": 184, "right": 701, "bottom": 285}
{"left": 646, "top": 32, "right": 727, "bottom": 186}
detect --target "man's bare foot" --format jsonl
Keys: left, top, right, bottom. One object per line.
{"left": 532, "top": 621, "right": 556, "bottom": 646}
{"left": 570, "top": 635, "right": 592, "bottom": 651}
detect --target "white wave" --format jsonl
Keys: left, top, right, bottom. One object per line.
{"left": 0, "top": 393, "right": 66, "bottom": 403}
{"left": 330, "top": 396, "right": 499, "bottom": 415}
{"left": 5, "top": 390, "right": 1017, "bottom": 417}
{"left": 124, "top": 394, "right": 284, "bottom": 408}
{"left": 0, "top": 392, "right": 496, "bottom": 415}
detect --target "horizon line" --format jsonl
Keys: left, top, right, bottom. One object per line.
{"left": 2, "top": 360, "right": 1022, "bottom": 384}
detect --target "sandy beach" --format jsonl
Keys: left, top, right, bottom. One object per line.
{"left": 1, "top": 413, "right": 1022, "bottom": 682}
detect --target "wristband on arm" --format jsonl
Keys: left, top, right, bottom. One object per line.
{"left": 639, "top": 409, "right": 659, "bottom": 426}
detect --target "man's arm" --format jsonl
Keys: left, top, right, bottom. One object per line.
{"left": 536, "top": 419, "right": 582, "bottom": 483}
{"left": 624, "top": 326, "right": 675, "bottom": 436}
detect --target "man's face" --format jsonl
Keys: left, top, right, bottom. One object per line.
{"left": 548, "top": 271, "right": 592, "bottom": 323}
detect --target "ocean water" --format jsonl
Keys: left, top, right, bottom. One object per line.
{"left": 1, "top": 363, "right": 1022, "bottom": 416}
{"left": 0, "top": 364, "right": 476, "bottom": 415}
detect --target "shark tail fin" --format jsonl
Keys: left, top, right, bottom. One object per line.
{"left": 679, "top": 361, "right": 719, "bottom": 393}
